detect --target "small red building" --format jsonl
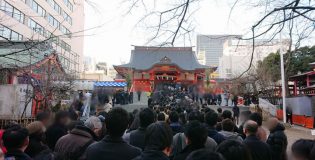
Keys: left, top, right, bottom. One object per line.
{"left": 286, "top": 62, "right": 315, "bottom": 128}
{"left": 114, "top": 46, "right": 210, "bottom": 92}
{"left": 0, "top": 41, "right": 66, "bottom": 116}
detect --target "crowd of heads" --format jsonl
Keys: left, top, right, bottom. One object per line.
{"left": 0, "top": 102, "right": 314, "bottom": 160}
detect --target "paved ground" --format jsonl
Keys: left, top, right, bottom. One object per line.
{"left": 119, "top": 104, "right": 315, "bottom": 158}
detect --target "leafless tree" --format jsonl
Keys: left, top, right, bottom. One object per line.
{"left": 124, "top": 0, "right": 315, "bottom": 76}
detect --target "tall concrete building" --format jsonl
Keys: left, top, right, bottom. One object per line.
{"left": 196, "top": 35, "right": 241, "bottom": 66}
{"left": 0, "top": 0, "right": 84, "bottom": 75}
{"left": 218, "top": 39, "right": 290, "bottom": 78}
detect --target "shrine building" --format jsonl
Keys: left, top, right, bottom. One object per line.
{"left": 114, "top": 46, "right": 210, "bottom": 92}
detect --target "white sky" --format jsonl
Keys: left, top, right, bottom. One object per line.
{"left": 83, "top": 0, "right": 260, "bottom": 65}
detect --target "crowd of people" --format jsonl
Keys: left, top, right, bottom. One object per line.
{"left": 0, "top": 103, "right": 315, "bottom": 160}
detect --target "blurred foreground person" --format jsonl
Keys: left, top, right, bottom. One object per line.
{"left": 46, "top": 111, "right": 70, "bottom": 150}
{"left": 216, "top": 140, "right": 252, "bottom": 160}
{"left": 173, "top": 121, "right": 208, "bottom": 160}
{"left": 133, "top": 122, "right": 172, "bottom": 160}
{"left": 266, "top": 117, "right": 288, "bottom": 160}
{"left": 205, "top": 111, "right": 225, "bottom": 144}
{"left": 3, "top": 126, "right": 32, "bottom": 160}
{"left": 291, "top": 139, "right": 315, "bottom": 160}
{"left": 249, "top": 113, "right": 267, "bottom": 141}
{"left": 55, "top": 116, "right": 101, "bottom": 160}
{"left": 243, "top": 120, "right": 272, "bottom": 160}
{"left": 25, "top": 121, "right": 49, "bottom": 158}
{"left": 35, "top": 112, "right": 51, "bottom": 128}
{"left": 124, "top": 108, "right": 156, "bottom": 150}
{"left": 87, "top": 107, "right": 141, "bottom": 160}
{"left": 186, "top": 149, "right": 224, "bottom": 160}
{"left": 219, "top": 119, "right": 243, "bottom": 142}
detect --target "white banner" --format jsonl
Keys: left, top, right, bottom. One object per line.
{"left": 259, "top": 98, "right": 277, "bottom": 116}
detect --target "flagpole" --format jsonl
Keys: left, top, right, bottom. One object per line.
{"left": 280, "top": 33, "right": 287, "bottom": 123}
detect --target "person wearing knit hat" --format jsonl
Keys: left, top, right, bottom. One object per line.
{"left": 25, "top": 121, "right": 49, "bottom": 158}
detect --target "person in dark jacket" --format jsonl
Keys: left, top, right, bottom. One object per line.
{"left": 217, "top": 140, "right": 252, "bottom": 160}
{"left": 232, "top": 105, "right": 240, "bottom": 125}
{"left": 291, "top": 139, "right": 315, "bottom": 160}
{"left": 87, "top": 107, "right": 141, "bottom": 160}
{"left": 133, "top": 122, "right": 172, "bottom": 160}
{"left": 46, "top": 111, "right": 70, "bottom": 150}
{"left": 173, "top": 121, "right": 208, "bottom": 160}
{"left": 3, "top": 126, "right": 32, "bottom": 160}
{"left": 55, "top": 116, "right": 101, "bottom": 160}
{"left": 169, "top": 111, "right": 182, "bottom": 135}
{"left": 243, "top": 120, "right": 272, "bottom": 160}
{"left": 25, "top": 121, "right": 49, "bottom": 158}
{"left": 266, "top": 117, "right": 288, "bottom": 160}
{"left": 205, "top": 112, "right": 225, "bottom": 144}
{"left": 186, "top": 149, "right": 225, "bottom": 160}
{"left": 124, "top": 108, "right": 156, "bottom": 150}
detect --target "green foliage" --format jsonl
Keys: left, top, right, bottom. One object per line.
{"left": 258, "top": 46, "right": 315, "bottom": 82}
{"left": 257, "top": 52, "right": 281, "bottom": 82}
{"left": 286, "top": 46, "right": 315, "bottom": 76}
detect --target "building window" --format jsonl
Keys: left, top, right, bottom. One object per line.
{"left": 0, "top": 25, "right": 23, "bottom": 41}
{"left": 62, "top": 11, "right": 72, "bottom": 25}
{"left": 1, "top": 1, "right": 25, "bottom": 23}
{"left": 60, "top": 25, "right": 71, "bottom": 35}
{"left": 47, "top": 14, "right": 60, "bottom": 29}
{"left": 28, "top": 19, "right": 44, "bottom": 36}
{"left": 53, "top": 2, "right": 61, "bottom": 14}
{"left": 63, "top": 0, "right": 73, "bottom": 11}
{"left": 29, "top": 0, "right": 46, "bottom": 17}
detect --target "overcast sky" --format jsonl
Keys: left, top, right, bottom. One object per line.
{"left": 83, "top": 0, "right": 261, "bottom": 65}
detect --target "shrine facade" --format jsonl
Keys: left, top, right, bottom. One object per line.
{"left": 114, "top": 46, "right": 210, "bottom": 92}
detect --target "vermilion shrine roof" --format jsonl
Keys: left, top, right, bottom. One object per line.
{"left": 114, "top": 46, "right": 209, "bottom": 71}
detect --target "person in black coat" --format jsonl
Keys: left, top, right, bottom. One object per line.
{"left": 133, "top": 122, "right": 172, "bottom": 160}
{"left": 25, "top": 121, "right": 49, "bottom": 158}
{"left": 46, "top": 111, "right": 70, "bottom": 150}
{"left": 169, "top": 111, "right": 183, "bottom": 136}
{"left": 205, "top": 112, "right": 225, "bottom": 144}
{"left": 173, "top": 121, "right": 208, "bottom": 160}
{"left": 266, "top": 118, "right": 288, "bottom": 160}
{"left": 243, "top": 120, "right": 272, "bottom": 160}
{"left": 87, "top": 107, "right": 141, "bottom": 160}
{"left": 124, "top": 108, "right": 156, "bottom": 150}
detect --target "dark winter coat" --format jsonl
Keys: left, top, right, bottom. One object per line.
{"left": 129, "top": 127, "right": 146, "bottom": 150}
{"left": 266, "top": 123, "right": 288, "bottom": 160}
{"left": 170, "top": 123, "right": 183, "bottom": 136}
{"left": 54, "top": 125, "right": 97, "bottom": 160}
{"left": 244, "top": 135, "right": 272, "bottom": 160}
{"left": 46, "top": 123, "right": 68, "bottom": 150}
{"left": 86, "top": 135, "right": 141, "bottom": 160}
{"left": 5, "top": 149, "right": 32, "bottom": 160}
{"left": 25, "top": 135, "right": 49, "bottom": 158}
{"left": 133, "top": 150, "right": 169, "bottom": 160}
{"left": 207, "top": 127, "right": 226, "bottom": 144}
{"left": 173, "top": 144, "right": 204, "bottom": 160}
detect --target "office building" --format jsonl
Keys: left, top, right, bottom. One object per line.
{"left": 219, "top": 39, "right": 290, "bottom": 78}
{"left": 0, "top": 0, "right": 84, "bottom": 75}
{"left": 196, "top": 34, "right": 240, "bottom": 66}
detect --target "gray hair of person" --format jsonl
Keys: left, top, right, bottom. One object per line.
{"left": 84, "top": 116, "right": 102, "bottom": 130}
